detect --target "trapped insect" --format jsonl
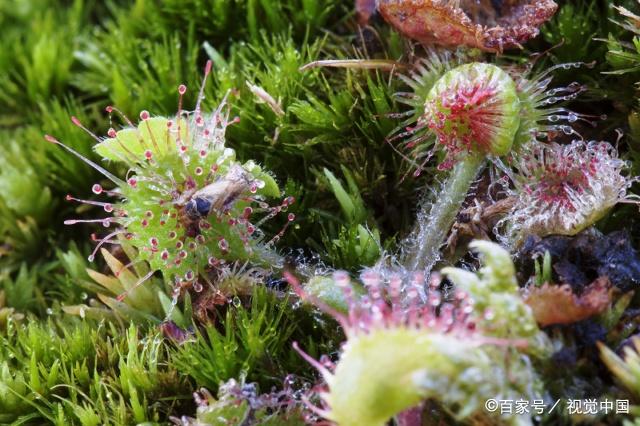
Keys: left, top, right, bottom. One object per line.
{"left": 182, "top": 165, "right": 255, "bottom": 219}
{"left": 46, "top": 60, "right": 294, "bottom": 296}
{"left": 179, "top": 165, "right": 255, "bottom": 237}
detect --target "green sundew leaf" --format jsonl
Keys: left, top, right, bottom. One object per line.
{"left": 197, "top": 399, "right": 250, "bottom": 425}
{"left": 444, "top": 241, "right": 546, "bottom": 349}
{"left": 137, "top": 117, "right": 171, "bottom": 156}
{"left": 304, "top": 275, "right": 365, "bottom": 313}
{"left": 258, "top": 172, "right": 281, "bottom": 198}
{"left": 95, "top": 116, "right": 188, "bottom": 162}
{"left": 95, "top": 129, "right": 143, "bottom": 162}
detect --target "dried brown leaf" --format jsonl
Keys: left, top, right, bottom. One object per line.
{"left": 523, "top": 277, "right": 612, "bottom": 327}
{"left": 377, "top": 0, "right": 557, "bottom": 52}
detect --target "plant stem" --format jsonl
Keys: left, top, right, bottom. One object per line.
{"left": 403, "top": 155, "right": 486, "bottom": 272}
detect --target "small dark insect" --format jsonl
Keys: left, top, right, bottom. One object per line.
{"left": 179, "top": 165, "right": 254, "bottom": 237}
{"left": 184, "top": 169, "right": 252, "bottom": 218}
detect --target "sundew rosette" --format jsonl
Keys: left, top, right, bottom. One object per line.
{"left": 288, "top": 241, "right": 547, "bottom": 426}
{"left": 423, "top": 62, "right": 520, "bottom": 170}
{"left": 46, "top": 61, "right": 294, "bottom": 298}
{"left": 394, "top": 57, "right": 595, "bottom": 272}
{"left": 498, "top": 140, "right": 636, "bottom": 244}
{"left": 396, "top": 59, "right": 594, "bottom": 171}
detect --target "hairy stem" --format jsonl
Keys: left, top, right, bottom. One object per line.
{"left": 403, "top": 155, "right": 486, "bottom": 272}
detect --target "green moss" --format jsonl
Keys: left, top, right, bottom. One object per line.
{"left": 171, "top": 287, "right": 296, "bottom": 390}
{"left": 0, "top": 318, "right": 190, "bottom": 424}
{"left": 1, "top": 0, "right": 640, "bottom": 424}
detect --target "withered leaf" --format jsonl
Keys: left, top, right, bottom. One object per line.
{"left": 523, "top": 277, "right": 612, "bottom": 327}
{"left": 377, "top": 0, "right": 557, "bottom": 52}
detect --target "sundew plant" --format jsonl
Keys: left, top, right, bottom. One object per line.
{"left": 4, "top": 0, "right": 640, "bottom": 425}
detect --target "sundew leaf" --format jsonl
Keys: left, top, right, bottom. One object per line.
{"left": 95, "top": 117, "right": 191, "bottom": 162}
